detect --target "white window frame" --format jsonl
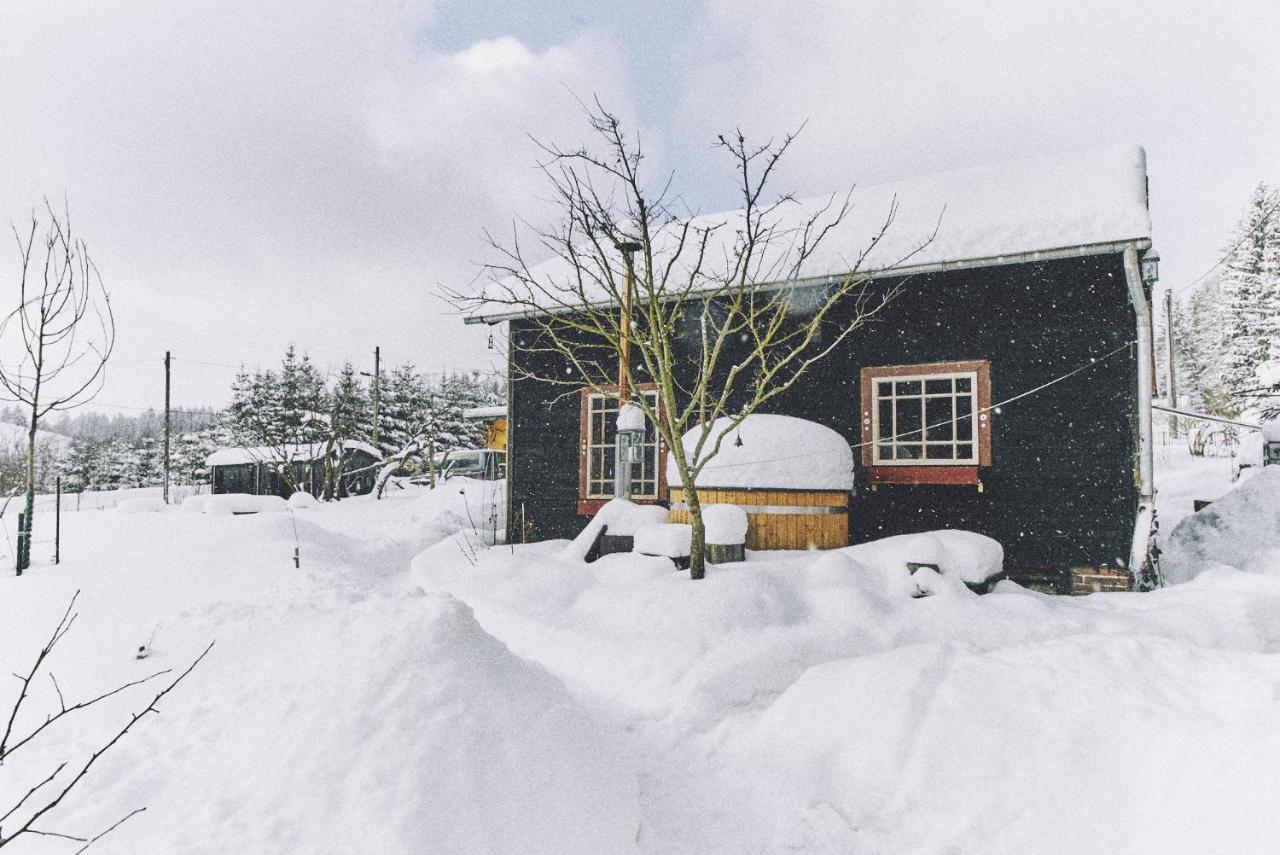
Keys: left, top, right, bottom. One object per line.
{"left": 870, "top": 370, "right": 980, "bottom": 466}
{"left": 583, "top": 390, "right": 661, "bottom": 500}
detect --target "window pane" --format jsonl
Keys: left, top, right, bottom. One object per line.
{"left": 955, "top": 394, "right": 973, "bottom": 441}
{"left": 878, "top": 400, "right": 893, "bottom": 437}
{"left": 877, "top": 380, "right": 893, "bottom": 398}
{"left": 896, "top": 444, "right": 922, "bottom": 460}
{"left": 925, "top": 397, "right": 954, "bottom": 441}
{"left": 956, "top": 377, "right": 972, "bottom": 392}
{"left": 896, "top": 398, "right": 922, "bottom": 439}
{"left": 956, "top": 442, "right": 973, "bottom": 460}
{"left": 896, "top": 379, "right": 921, "bottom": 396}
{"left": 926, "top": 444, "right": 954, "bottom": 460}
{"left": 876, "top": 443, "right": 892, "bottom": 460}
{"left": 925, "top": 378, "right": 952, "bottom": 395}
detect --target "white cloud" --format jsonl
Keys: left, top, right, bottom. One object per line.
{"left": 0, "top": 1, "right": 636, "bottom": 406}
{"left": 675, "top": 0, "right": 1280, "bottom": 290}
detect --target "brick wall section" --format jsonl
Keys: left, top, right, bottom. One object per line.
{"left": 1070, "top": 565, "right": 1133, "bottom": 595}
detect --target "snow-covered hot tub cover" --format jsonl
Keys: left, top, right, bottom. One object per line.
{"left": 667, "top": 415, "right": 854, "bottom": 491}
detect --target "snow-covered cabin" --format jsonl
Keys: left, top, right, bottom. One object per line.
{"left": 206, "top": 441, "right": 382, "bottom": 498}
{"left": 465, "top": 146, "right": 1160, "bottom": 593}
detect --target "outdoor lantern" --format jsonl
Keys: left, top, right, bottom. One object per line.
{"left": 1140, "top": 248, "right": 1160, "bottom": 285}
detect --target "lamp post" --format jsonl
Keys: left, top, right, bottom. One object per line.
{"left": 614, "top": 240, "right": 643, "bottom": 499}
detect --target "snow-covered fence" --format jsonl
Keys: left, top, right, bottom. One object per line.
{"left": 22, "top": 484, "right": 209, "bottom": 515}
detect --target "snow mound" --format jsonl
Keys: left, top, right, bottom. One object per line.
{"left": 703, "top": 503, "right": 748, "bottom": 545}
{"left": 202, "top": 494, "right": 289, "bottom": 515}
{"left": 288, "top": 491, "right": 319, "bottom": 509}
{"left": 560, "top": 499, "right": 666, "bottom": 560}
{"left": 181, "top": 494, "right": 208, "bottom": 513}
{"left": 1163, "top": 466, "right": 1280, "bottom": 583}
{"left": 668, "top": 415, "right": 853, "bottom": 491}
{"left": 748, "top": 635, "right": 1280, "bottom": 853}
{"left": 840, "top": 529, "right": 1004, "bottom": 585}
{"left": 116, "top": 497, "right": 169, "bottom": 514}
{"left": 634, "top": 523, "right": 692, "bottom": 558}
{"left": 35, "top": 594, "right": 639, "bottom": 854}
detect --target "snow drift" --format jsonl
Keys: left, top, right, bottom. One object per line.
{"left": 1162, "top": 466, "right": 1280, "bottom": 583}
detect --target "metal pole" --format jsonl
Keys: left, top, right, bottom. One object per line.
{"left": 164, "top": 351, "right": 172, "bottom": 502}
{"left": 614, "top": 242, "right": 642, "bottom": 500}
{"left": 16, "top": 512, "right": 24, "bottom": 575}
{"left": 1165, "top": 289, "right": 1178, "bottom": 439}
{"left": 372, "top": 346, "right": 381, "bottom": 449}
{"left": 55, "top": 477, "right": 61, "bottom": 565}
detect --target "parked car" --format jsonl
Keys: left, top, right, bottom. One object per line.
{"left": 412, "top": 449, "right": 506, "bottom": 483}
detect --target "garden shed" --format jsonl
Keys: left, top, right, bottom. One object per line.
{"left": 206, "top": 442, "right": 382, "bottom": 498}
{"left": 466, "top": 145, "right": 1161, "bottom": 592}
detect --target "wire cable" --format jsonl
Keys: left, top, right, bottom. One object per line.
{"left": 690, "top": 340, "right": 1137, "bottom": 471}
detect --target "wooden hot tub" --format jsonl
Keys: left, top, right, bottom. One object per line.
{"left": 668, "top": 488, "right": 849, "bottom": 551}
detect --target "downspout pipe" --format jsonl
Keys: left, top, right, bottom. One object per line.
{"left": 1122, "top": 245, "right": 1155, "bottom": 574}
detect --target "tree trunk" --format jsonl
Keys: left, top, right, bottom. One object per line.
{"left": 685, "top": 485, "right": 706, "bottom": 580}
{"left": 321, "top": 438, "right": 337, "bottom": 501}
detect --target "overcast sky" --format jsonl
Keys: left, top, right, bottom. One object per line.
{"left": 2, "top": 0, "right": 1277, "bottom": 416}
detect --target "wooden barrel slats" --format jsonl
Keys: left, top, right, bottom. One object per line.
{"left": 667, "top": 488, "right": 849, "bottom": 551}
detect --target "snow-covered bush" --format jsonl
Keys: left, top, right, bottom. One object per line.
{"left": 288, "top": 491, "right": 319, "bottom": 510}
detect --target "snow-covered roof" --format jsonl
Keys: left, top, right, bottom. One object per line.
{"left": 668, "top": 414, "right": 854, "bottom": 491}
{"left": 462, "top": 405, "right": 507, "bottom": 421}
{"left": 205, "top": 440, "right": 382, "bottom": 467}
{"left": 466, "top": 144, "right": 1153, "bottom": 323}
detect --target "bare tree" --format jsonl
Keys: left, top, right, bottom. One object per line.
{"left": 0, "top": 201, "right": 115, "bottom": 573}
{"left": 468, "top": 102, "right": 934, "bottom": 579}
{"left": 1, "top": 591, "right": 213, "bottom": 850}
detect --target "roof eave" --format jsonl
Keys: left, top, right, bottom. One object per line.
{"left": 462, "top": 236, "right": 1154, "bottom": 326}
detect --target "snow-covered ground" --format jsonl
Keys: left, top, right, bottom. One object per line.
{"left": 4, "top": 464, "right": 1280, "bottom": 854}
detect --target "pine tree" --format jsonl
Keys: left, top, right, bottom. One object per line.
{"left": 379, "top": 364, "right": 426, "bottom": 459}
{"left": 1219, "top": 183, "right": 1280, "bottom": 405}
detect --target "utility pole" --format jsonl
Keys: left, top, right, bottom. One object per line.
{"left": 614, "top": 241, "right": 642, "bottom": 500}
{"left": 372, "top": 346, "right": 381, "bottom": 449}
{"left": 1165, "top": 289, "right": 1178, "bottom": 439}
{"left": 164, "top": 350, "right": 172, "bottom": 502}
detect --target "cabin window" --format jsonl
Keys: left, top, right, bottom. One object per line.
{"left": 860, "top": 360, "right": 992, "bottom": 485}
{"left": 579, "top": 388, "right": 664, "bottom": 511}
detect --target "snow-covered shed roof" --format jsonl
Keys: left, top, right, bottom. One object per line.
{"left": 668, "top": 414, "right": 854, "bottom": 491}
{"left": 205, "top": 441, "right": 382, "bottom": 467}
{"left": 466, "top": 144, "right": 1153, "bottom": 324}
{"left": 462, "top": 405, "right": 507, "bottom": 421}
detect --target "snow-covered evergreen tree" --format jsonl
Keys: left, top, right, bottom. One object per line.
{"left": 379, "top": 364, "right": 426, "bottom": 459}
{"left": 1219, "top": 183, "right": 1280, "bottom": 404}
{"left": 1177, "top": 279, "right": 1234, "bottom": 415}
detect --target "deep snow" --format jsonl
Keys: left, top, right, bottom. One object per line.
{"left": 3, "top": 461, "right": 1280, "bottom": 854}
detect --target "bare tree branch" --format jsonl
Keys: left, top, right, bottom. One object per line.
{"left": 449, "top": 101, "right": 933, "bottom": 579}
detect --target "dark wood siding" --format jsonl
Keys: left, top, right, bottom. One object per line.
{"left": 507, "top": 253, "right": 1140, "bottom": 573}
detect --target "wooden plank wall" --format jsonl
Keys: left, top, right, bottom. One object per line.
{"left": 668, "top": 489, "right": 849, "bottom": 551}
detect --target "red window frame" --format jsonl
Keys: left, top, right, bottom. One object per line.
{"left": 577, "top": 385, "right": 668, "bottom": 514}
{"left": 859, "top": 360, "right": 992, "bottom": 485}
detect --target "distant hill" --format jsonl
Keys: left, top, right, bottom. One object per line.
{"left": 0, "top": 422, "right": 73, "bottom": 454}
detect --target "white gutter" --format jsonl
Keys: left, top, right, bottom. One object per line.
{"left": 463, "top": 238, "right": 1153, "bottom": 325}
{"left": 1122, "top": 245, "right": 1155, "bottom": 575}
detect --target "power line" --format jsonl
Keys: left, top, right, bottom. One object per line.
{"left": 1172, "top": 195, "right": 1280, "bottom": 297}
{"left": 691, "top": 341, "right": 1136, "bottom": 472}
